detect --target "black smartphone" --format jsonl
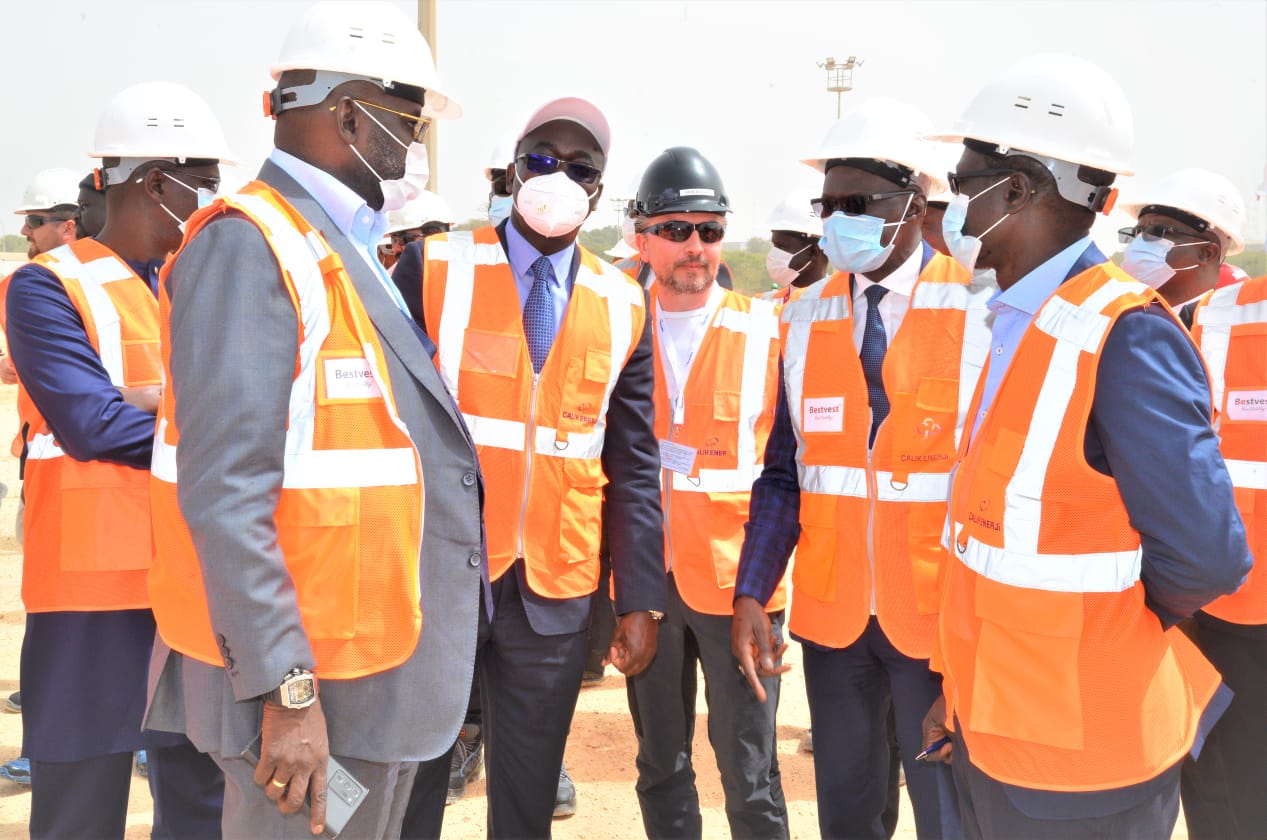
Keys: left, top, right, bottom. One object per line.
{"left": 240, "top": 732, "right": 369, "bottom": 839}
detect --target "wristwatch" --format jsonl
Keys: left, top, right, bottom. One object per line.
{"left": 647, "top": 610, "right": 666, "bottom": 622}
{"left": 264, "top": 668, "right": 318, "bottom": 709}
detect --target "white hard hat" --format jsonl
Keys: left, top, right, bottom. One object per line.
{"left": 485, "top": 135, "right": 517, "bottom": 181}
{"left": 606, "top": 239, "right": 638, "bottom": 260}
{"left": 269, "top": 1, "right": 460, "bottom": 120}
{"left": 14, "top": 168, "right": 81, "bottom": 215}
{"left": 931, "top": 54, "right": 1133, "bottom": 214}
{"left": 1121, "top": 168, "right": 1247, "bottom": 256}
{"left": 90, "top": 81, "right": 235, "bottom": 186}
{"left": 802, "top": 97, "right": 947, "bottom": 196}
{"left": 764, "top": 189, "right": 822, "bottom": 237}
{"left": 386, "top": 190, "right": 453, "bottom": 233}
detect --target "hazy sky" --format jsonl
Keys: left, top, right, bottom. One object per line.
{"left": 4, "top": 0, "right": 1265, "bottom": 251}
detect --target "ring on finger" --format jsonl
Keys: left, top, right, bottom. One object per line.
{"left": 271, "top": 778, "right": 288, "bottom": 789}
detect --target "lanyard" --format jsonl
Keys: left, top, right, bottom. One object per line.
{"left": 656, "top": 283, "right": 725, "bottom": 424}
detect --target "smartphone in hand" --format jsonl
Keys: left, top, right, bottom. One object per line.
{"left": 240, "top": 732, "right": 369, "bottom": 838}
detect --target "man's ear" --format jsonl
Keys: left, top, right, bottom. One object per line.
{"left": 331, "top": 97, "right": 360, "bottom": 144}
{"left": 140, "top": 167, "right": 167, "bottom": 204}
{"left": 1003, "top": 171, "right": 1037, "bottom": 213}
{"left": 908, "top": 192, "right": 928, "bottom": 220}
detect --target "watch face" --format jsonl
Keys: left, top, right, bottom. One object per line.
{"left": 286, "top": 678, "right": 316, "bottom": 707}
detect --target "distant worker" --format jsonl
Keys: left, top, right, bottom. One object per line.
{"left": 735, "top": 97, "right": 986, "bottom": 839}
{"left": 7, "top": 80, "right": 230, "bottom": 839}
{"left": 1118, "top": 167, "right": 1247, "bottom": 319}
{"left": 486, "top": 134, "right": 516, "bottom": 227}
{"left": 924, "top": 54, "right": 1250, "bottom": 837}
{"left": 379, "top": 190, "right": 453, "bottom": 274}
{"left": 760, "top": 188, "right": 827, "bottom": 301}
{"left": 144, "top": 4, "right": 482, "bottom": 837}
{"left": 626, "top": 146, "right": 787, "bottom": 838}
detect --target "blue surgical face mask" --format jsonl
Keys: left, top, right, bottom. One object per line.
{"left": 1119, "top": 236, "right": 1201, "bottom": 290}
{"left": 488, "top": 194, "right": 513, "bottom": 227}
{"left": 942, "top": 177, "right": 1011, "bottom": 271}
{"left": 819, "top": 193, "right": 912, "bottom": 274}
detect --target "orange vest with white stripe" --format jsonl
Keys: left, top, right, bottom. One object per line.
{"left": 653, "top": 287, "right": 784, "bottom": 615}
{"left": 1191, "top": 275, "right": 1267, "bottom": 625}
{"left": 941, "top": 263, "right": 1222, "bottom": 792}
{"left": 780, "top": 249, "right": 989, "bottom": 655}
{"left": 148, "top": 182, "right": 425, "bottom": 680}
{"left": 422, "top": 226, "right": 645, "bottom": 598}
{"left": 17, "top": 239, "right": 161, "bottom": 612}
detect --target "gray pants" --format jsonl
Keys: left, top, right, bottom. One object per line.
{"left": 213, "top": 752, "right": 418, "bottom": 839}
{"left": 626, "top": 573, "right": 789, "bottom": 839}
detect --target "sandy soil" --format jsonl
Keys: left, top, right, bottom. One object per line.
{"left": 0, "top": 379, "right": 1190, "bottom": 838}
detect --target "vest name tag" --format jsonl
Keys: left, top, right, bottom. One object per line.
{"left": 1227, "top": 390, "right": 1267, "bottom": 422}
{"left": 324, "top": 358, "right": 382, "bottom": 401}
{"left": 659, "top": 439, "right": 697, "bottom": 475}
{"left": 803, "top": 397, "right": 844, "bottom": 433}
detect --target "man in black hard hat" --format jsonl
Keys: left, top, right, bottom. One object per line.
{"left": 625, "top": 146, "right": 789, "bottom": 839}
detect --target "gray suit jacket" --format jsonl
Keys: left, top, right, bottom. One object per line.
{"left": 145, "top": 160, "right": 485, "bottom": 763}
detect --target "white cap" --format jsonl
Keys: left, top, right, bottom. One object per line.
{"left": 802, "top": 97, "right": 947, "bottom": 196}
{"left": 270, "top": 1, "right": 460, "bottom": 119}
{"left": 90, "top": 81, "right": 235, "bottom": 186}
{"left": 386, "top": 190, "right": 453, "bottom": 233}
{"left": 517, "top": 96, "right": 611, "bottom": 157}
{"left": 485, "top": 135, "right": 517, "bottom": 180}
{"left": 15, "top": 168, "right": 81, "bottom": 215}
{"left": 1121, "top": 168, "right": 1247, "bottom": 256}
{"left": 930, "top": 54, "right": 1133, "bottom": 176}
{"left": 764, "top": 189, "right": 823, "bottom": 237}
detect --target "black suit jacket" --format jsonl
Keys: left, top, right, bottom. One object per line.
{"left": 396, "top": 224, "right": 665, "bottom": 635}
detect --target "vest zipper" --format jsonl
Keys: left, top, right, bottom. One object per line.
{"left": 866, "top": 441, "right": 878, "bottom": 614}
{"left": 516, "top": 372, "right": 541, "bottom": 560}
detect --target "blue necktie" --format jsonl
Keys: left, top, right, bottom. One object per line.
{"left": 524, "top": 256, "right": 556, "bottom": 374}
{"left": 861, "top": 284, "right": 890, "bottom": 447}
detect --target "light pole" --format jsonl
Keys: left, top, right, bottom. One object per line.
{"left": 818, "top": 56, "right": 864, "bottom": 119}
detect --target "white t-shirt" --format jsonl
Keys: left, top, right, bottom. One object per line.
{"left": 655, "top": 284, "right": 725, "bottom": 413}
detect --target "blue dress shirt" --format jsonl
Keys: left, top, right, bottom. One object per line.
{"left": 504, "top": 218, "right": 576, "bottom": 337}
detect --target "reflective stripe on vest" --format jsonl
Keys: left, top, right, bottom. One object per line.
{"left": 151, "top": 195, "right": 417, "bottom": 490}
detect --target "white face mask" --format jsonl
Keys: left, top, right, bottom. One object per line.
{"left": 1119, "top": 236, "right": 1202, "bottom": 290}
{"left": 941, "top": 177, "right": 1011, "bottom": 271}
{"left": 161, "top": 171, "right": 215, "bottom": 209}
{"left": 819, "top": 194, "right": 912, "bottom": 275}
{"left": 621, "top": 214, "right": 639, "bottom": 250}
{"left": 488, "top": 195, "right": 513, "bottom": 227}
{"left": 766, "top": 242, "right": 811, "bottom": 287}
{"left": 349, "top": 101, "right": 429, "bottom": 212}
{"left": 514, "top": 170, "right": 593, "bottom": 238}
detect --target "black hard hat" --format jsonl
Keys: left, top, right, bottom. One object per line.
{"left": 635, "top": 146, "right": 730, "bottom": 217}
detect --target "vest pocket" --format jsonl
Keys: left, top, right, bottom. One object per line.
{"left": 460, "top": 329, "right": 520, "bottom": 378}
{"left": 557, "top": 351, "right": 611, "bottom": 435}
{"left": 275, "top": 488, "right": 359, "bottom": 641}
{"left": 792, "top": 494, "right": 839, "bottom": 601}
{"left": 969, "top": 574, "right": 1085, "bottom": 751}
{"left": 557, "top": 458, "right": 604, "bottom": 569}
{"left": 59, "top": 460, "right": 152, "bottom": 572}
{"left": 906, "top": 504, "right": 948, "bottom": 615}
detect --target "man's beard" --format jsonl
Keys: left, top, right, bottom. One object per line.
{"left": 659, "top": 259, "right": 714, "bottom": 295}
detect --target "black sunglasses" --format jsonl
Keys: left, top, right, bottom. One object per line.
{"left": 946, "top": 169, "right": 1017, "bottom": 196}
{"left": 642, "top": 220, "right": 726, "bottom": 244}
{"left": 24, "top": 214, "right": 73, "bottom": 229}
{"left": 1117, "top": 224, "right": 1212, "bottom": 245}
{"left": 811, "top": 190, "right": 914, "bottom": 219}
{"left": 516, "top": 153, "right": 602, "bottom": 187}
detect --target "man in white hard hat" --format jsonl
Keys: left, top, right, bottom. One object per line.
{"left": 922, "top": 54, "right": 1250, "bottom": 837}
{"left": 378, "top": 190, "right": 453, "bottom": 274}
{"left": 485, "top": 135, "right": 516, "bottom": 228}
{"left": 734, "top": 96, "right": 986, "bottom": 840}
{"left": 1117, "top": 167, "right": 1247, "bottom": 317}
{"left": 6, "top": 81, "right": 230, "bottom": 839}
{"left": 404, "top": 95, "right": 665, "bottom": 837}
{"left": 143, "top": 3, "right": 483, "bottom": 837}
{"left": 1132, "top": 169, "right": 1265, "bottom": 840}
{"left": 13, "top": 169, "right": 80, "bottom": 259}
{"left": 75, "top": 171, "right": 108, "bottom": 240}
{"left": 760, "top": 189, "right": 827, "bottom": 301}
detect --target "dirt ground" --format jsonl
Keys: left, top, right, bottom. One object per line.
{"left": 0, "top": 380, "right": 1191, "bottom": 838}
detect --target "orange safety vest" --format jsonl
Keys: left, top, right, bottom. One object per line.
{"left": 1191, "top": 275, "right": 1267, "bottom": 624}
{"left": 941, "top": 262, "right": 1222, "bottom": 792}
{"left": 422, "top": 227, "right": 645, "bottom": 599}
{"left": 780, "top": 249, "right": 990, "bottom": 655}
{"left": 149, "top": 182, "right": 425, "bottom": 680}
{"left": 15, "top": 239, "right": 161, "bottom": 612}
{"left": 652, "top": 286, "right": 784, "bottom": 615}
